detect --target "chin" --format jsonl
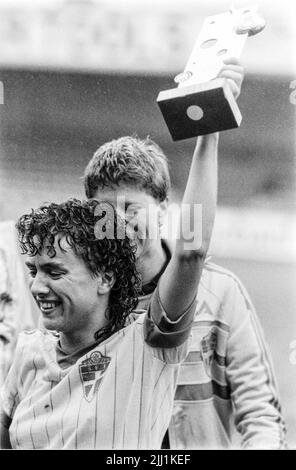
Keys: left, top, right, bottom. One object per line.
{"left": 135, "top": 242, "right": 145, "bottom": 259}
{"left": 42, "top": 318, "right": 63, "bottom": 332}
{"left": 135, "top": 232, "right": 150, "bottom": 255}
{"left": 137, "top": 235, "right": 158, "bottom": 257}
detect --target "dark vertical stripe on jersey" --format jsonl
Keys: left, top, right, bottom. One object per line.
{"left": 10, "top": 391, "right": 19, "bottom": 416}
{"left": 132, "top": 326, "right": 136, "bottom": 382}
{"left": 19, "top": 369, "right": 24, "bottom": 389}
{"left": 61, "top": 375, "right": 72, "bottom": 447}
{"left": 44, "top": 381, "right": 54, "bottom": 447}
{"left": 74, "top": 395, "right": 84, "bottom": 450}
{"left": 28, "top": 359, "right": 38, "bottom": 449}
{"left": 147, "top": 364, "right": 167, "bottom": 417}
{"left": 94, "top": 378, "right": 99, "bottom": 448}
{"left": 159, "top": 414, "right": 171, "bottom": 447}
{"left": 19, "top": 344, "right": 26, "bottom": 390}
{"left": 121, "top": 336, "right": 126, "bottom": 448}
{"left": 151, "top": 381, "right": 172, "bottom": 431}
{"left": 12, "top": 342, "right": 25, "bottom": 447}
{"left": 30, "top": 401, "right": 37, "bottom": 450}
{"left": 137, "top": 347, "right": 145, "bottom": 448}
{"left": 112, "top": 350, "right": 118, "bottom": 449}
{"left": 94, "top": 344, "right": 105, "bottom": 448}
{"left": 122, "top": 419, "right": 126, "bottom": 449}
{"left": 94, "top": 344, "right": 107, "bottom": 447}
{"left": 13, "top": 392, "right": 21, "bottom": 449}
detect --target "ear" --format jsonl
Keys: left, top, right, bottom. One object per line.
{"left": 97, "top": 272, "right": 115, "bottom": 295}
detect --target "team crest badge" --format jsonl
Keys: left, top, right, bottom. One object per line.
{"left": 79, "top": 351, "right": 111, "bottom": 402}
{"left": 200, "top": 329, "right": 217, "bottom": 377}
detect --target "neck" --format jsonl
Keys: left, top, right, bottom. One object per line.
{"left": 59, "top": 330, "right": 97, "bottom": 354}
{"left": 59, "top": 301, "right": 109, "bottom": 354}
{"left": 136, "top": 239, "right": 167, "bottom": 286}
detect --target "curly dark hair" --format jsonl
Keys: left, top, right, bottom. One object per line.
{"left": 16, "top": 198, "right": 141, "bottom": 342}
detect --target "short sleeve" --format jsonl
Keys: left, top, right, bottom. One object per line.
{"left": 144, "top": 285, "right": 197, "bottom": 349}
{"left": 141, "top": 285, "right": 195, "bottom": 364}
{"left": 0, "top": 334, "right": 24, "bottom": 419}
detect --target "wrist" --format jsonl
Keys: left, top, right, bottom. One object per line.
{"left": 195, "top": 132, "right": 219, "bottom": 155}
{"left": 201, "top": 132, "right": 219, "bottom": 143}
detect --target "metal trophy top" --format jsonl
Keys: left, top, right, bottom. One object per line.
{"left": 174, "top": 5, "right": 266, "bottom": 88}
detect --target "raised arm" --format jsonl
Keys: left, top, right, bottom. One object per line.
{"left": 158, "top": 132, "right": 218, "bottom": 320}
{"left": 158, "top": 58, "right": 244, "bottom": 321}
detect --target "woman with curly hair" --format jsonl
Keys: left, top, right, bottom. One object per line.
{"left": 0, "top": 128, "right": 217, "bottom": 449}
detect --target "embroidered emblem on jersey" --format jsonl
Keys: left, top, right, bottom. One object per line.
{"left": 79, "top": 351, "right": 111, "bottom": 402}
{"left": 200, "top": 329, "right": 217, "bottom": 377}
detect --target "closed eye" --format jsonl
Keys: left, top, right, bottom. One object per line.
{"left": 28, "top": 270, "right": 37, "bottom": 278}
{"left": 47, "top": 271, "right": 65, "bottom": 279}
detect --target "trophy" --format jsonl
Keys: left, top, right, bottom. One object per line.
{"left": 157, "top": 5, "right": 265, "bottom": 141}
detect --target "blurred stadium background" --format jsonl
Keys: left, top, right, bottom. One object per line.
{"left": 0, "top": 0, "right": 295, "bottom": 447}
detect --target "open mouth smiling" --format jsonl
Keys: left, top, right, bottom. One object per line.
{"left": 38, "top": 300, "right": 61, "bottom": 314}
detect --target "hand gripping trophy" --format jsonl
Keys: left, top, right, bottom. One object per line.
{"left": 157, "top": 5, "right": 265, "bottom": 141}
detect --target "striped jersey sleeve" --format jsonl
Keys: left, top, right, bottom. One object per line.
{"left": 0, "top": 333, "right": 24, "bottom": 421}
{"left": 144, "top": 284, "right": 196, "bottom": 348}
{"left": 214, "top": 266, "right": 287, "bottom": 449}
{"left": 142, "top": 285, "right": 196, "bottom": 364}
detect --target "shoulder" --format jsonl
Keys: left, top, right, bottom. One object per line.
{"left": 197, "top": 260, "right": 254, "bottom": 323}
{"left": 202, "top": 259, "right": 249, "bottom": 297}
{"left": 2, "top": 330, "right": 57, "bottom": 390}
{"left": 203, "top": 259, "right": 241, "bottom": 282}
{"left": 19, "top": 327, "right": 56, "bottom": 340}
{"left": 16, "top": 328, "right": 57, "bottom": 356}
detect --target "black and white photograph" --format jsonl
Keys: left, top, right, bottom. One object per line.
{"left": 0, "top": 0, "right": 295, "bottom": 453}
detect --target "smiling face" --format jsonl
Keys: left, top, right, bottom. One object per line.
{"left": 93, "top": 185, "right": 167, "bottom": 258}
{"left": 26, "top": 237, "right": 106, "bottom": 335}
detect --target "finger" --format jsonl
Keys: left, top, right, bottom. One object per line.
{"left": 219, "top": 64, "right": 245, "bottom": 75}
{"left": 217, "top": 76, "right": 240, "bottom": 99}
{"left": 217, "top": 70, "right": 244, "bottom": 83}
{"left": 222, "top": 57, "right": 241, "bottom": 66}
{"left": 218, "top": 72, "right": 243, "bottom": 97}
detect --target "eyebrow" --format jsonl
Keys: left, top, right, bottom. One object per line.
{"left": 124, "top": 202, "right": 141, "bottom": 210}
{"left": 25, "top": 261, "right": 65, "bottom": 270}
{"left": 25, "top": 261, "right": 35, "bottom": 269}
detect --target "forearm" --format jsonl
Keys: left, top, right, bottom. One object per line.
{"left": 158, "top": 133, "right": 218, "bottom": 322}
{"left": 176, "top": 132, "right": 218, "bottom": 256}
{"left": 154, "top": 60, "right": 243, "bottom": 324}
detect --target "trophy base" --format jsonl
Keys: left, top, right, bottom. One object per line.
{"left": 157, "top": 78, "right": 242, "bottom": 141}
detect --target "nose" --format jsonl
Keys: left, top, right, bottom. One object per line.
{"left": 30, "top": 272, "right": 50, "bottom": 298}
